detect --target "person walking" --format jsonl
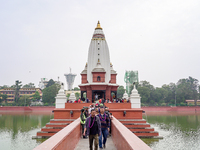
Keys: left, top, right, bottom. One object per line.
{"left": 83, "top": 109, "right": 101, "bottom": 150}
{"left": 98, "top": 106, "right": 110, "bottom": 149}
{"left": 80, "top": 109, "right": 86, "bottom": 138}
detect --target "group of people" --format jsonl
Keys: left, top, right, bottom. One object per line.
{"left": 69, "top": 98, "right": 130, "bottom": 104}
{"left": 80, "top": 103, "right": 112, "bottom": 150}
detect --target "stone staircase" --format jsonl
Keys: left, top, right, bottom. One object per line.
{"left": 35, "top": 119, "right": 75, "bottom": 138}
{"left": 118, "top": 119, "right": 160, "bottom": 138}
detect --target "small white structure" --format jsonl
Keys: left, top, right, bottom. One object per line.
{"left": 123, "top": 90, "right": 129, "bottom": 100}
{"left": 130, "top": 85, "right": 141, "bottom": 108}
{"left": 55, "top": 83, "right": 67, "bottom": 108}
{"left": 69, "top": 91, "right": 76, "bottom": 102}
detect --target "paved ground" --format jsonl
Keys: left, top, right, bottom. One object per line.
{"left": 75, "top": 136, "right": 117, "bottom": 150}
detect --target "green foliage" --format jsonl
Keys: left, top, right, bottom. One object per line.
{"left": 74, "top": 87, "right": 80, "bottom": 91}
{"left": 14, "top": 80, "right": 22, "bottom": 103}
{"left": 32, "top": 91, "right": 40, "bottom": 101}
{"left": 138, "top": 76, "right": 199, "bottom": 106}
{"left": 44, "top": 102, "right": 49, "bottom": 106}
{"left": 0, "top": 94, "right": 2, "bottom": 103}
{"left": 46, "top": 79, "right": 55, "bottom": 88}
{"left": 1, "top": 94, "right": 8, "bottom": 103}
{"left": 23, "top": 83, "right": 35, "bottom": 88}
{"left": 66, "top": 93, "right": 70, "bottom": 98}
{"left": 75, "top": 92, "right": 80, "bottom": 99}
{"left": 42, "top": 84, "right": 60, "bottom": 104}
{"left": 117, "top": 86, "right": 125, "bottom": 98}
{"left": 0, "top": 85, "right": 10, "bottom": 89}
{"left": 19, "top": 95, "right": 31, "bottom": 106}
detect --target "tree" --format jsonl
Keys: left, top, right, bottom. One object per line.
{"left": 19, "top": 95, "right": 31, "bottom": 106}
{"left": 0, "top": 85, "right": 9, "bottom": 89}
{"left": 32, "top": 91, "right": 41, "bottom": 101}
{"left": 75, "top": 92, "right": 80, "bottom": 99}
{"left": 46, "top": 79, "right": 55, "bottom": 88}
{"left": 42, "top": 84, "right": 60, "bottom": 105}
{"left": 14, "top": 80, "right": 22, "bottom": 103}
{"left": 0, "top": 94, "right": 2, "bottom": 103}
{"left": 2, "top": 94, "right": 8, "bottom": 103}
{"left": 74, "top": 87, "right": 80, "bottom": 91}
{"left": 117, "top": 86, "right": 125, "bottom": 98}
{"left": 138, "top": 86, "right": 150, "bottom": 103}
{"left": 23, "top": 83, "right": 35, "bottom": 88}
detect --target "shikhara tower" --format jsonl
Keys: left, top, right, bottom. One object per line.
{"left": 79, "top": 21, "right": 119, "bottom": 101}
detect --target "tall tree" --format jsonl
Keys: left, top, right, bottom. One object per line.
{"left": 46, "top": 79, "right": 55, "bottom": 88}
{"left": 2, "top": 94, "right": 8, "bottom": 103}
{"left": 14, "top": 80, "right": 22, "bottom": 103}
{"left": 42, "top": 84, "right": 60, "bottom": 104}
{"left": 23, "top": 83, "right": 35, "bottom": 88}
{"left": 32, "top": 91, "right": 41, "bottom": 101}
{"left": 117, "top": 86, "right": 125, "bottom": 98}
{"left": 19, "top": 95, "right": 31, "bottom": 106}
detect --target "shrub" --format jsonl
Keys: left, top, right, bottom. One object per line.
{"left": 44, "top": 102, "right": 49, "bottom": 106}
{"left": 161, "top": 103, "right": 166, "bottom": 106}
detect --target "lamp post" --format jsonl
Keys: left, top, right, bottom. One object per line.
{"left": 175, "top": 91, "right": 176, "bottom": 107}
{"left": 24, "top": 95, "right": 26, "bottom": 107}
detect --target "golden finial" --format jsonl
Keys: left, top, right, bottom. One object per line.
{"left": 95, "top": 21, "right": 102, "bottom": 30}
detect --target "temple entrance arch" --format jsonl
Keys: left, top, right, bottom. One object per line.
{"left": 92, "top": 90, "right": 106, "bottom": 102}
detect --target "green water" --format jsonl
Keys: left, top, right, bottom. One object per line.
{"left": 0, "top": 112, "right": 200, "bottom": 150}
{"left": 142, "top": 113, "right": 200, "bottom": 150}
{"left": 0, "top": 113, "right": 54, "bottom": 150}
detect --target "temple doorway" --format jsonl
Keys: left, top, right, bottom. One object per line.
{"left": 92, "top": 90, "right": 106, "bottom": 102}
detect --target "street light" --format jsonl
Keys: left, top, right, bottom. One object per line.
{"left": 175, "top": 91, "right": 176, "bottom": 107}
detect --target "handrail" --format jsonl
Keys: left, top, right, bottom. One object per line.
{"left": 33, "top": 118, "right": 81, "bottom": 150}
{"left": 111, "top": 116, "right": 152, "bottom": 150}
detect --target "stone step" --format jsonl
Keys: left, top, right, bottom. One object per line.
{"left": 128, "top": 128, "right": 154, "bottom": 132}
{"left": 118, "top": 119, "right": 146, "bottom": 121}
{"left": 120, "top": 120, "right": 146, "bottom": 124}
{"left": 46, "top": 123, "right": 69, "bottom": 128}
{"left": 36, "top": 131, "right": 56, "bottom": 137}
{"left": 134, "top": 131, "right": 159, "bottom": 137}
{"left": 41, "top": 127, "right": 63, "bottom": 132}
{"left": 50, "top": 120, "right": 74, "bottom": 123}
{"left": 124, "top": 123, "right": 150, "bottom": 128}
{"left": 50, "top": 119, "right": 76, "bottom": 121}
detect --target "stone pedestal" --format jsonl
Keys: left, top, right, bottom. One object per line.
{"left": 69, "top": 91, "right": 76, "bottom": 102}
{"left": 55, "top": 83, "right": 67, "bottom": 108}
{"left": 130, "top": 85, "right": 141, "bottom": 108}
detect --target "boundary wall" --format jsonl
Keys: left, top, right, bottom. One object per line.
{"left": 142, "top": 106, "right": 200, "bottom": 112}
{"left": 111, "top": 116, "right": 152, "bottom": 150}
{"left": 33, "top": 118, "right": 81, "bottom": 150}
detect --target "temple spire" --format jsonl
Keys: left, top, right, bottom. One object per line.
{"left": 95, "top": 21, "right": 102, "bottom": 30}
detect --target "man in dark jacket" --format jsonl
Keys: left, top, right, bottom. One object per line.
{"left": 98, "top": 106, "right": 110, "bottom": 149}
{"left": 83, "top": 109, "right": 101, "bottom": 150}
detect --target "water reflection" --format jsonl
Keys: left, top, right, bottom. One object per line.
{"left": 0, "top": 112, "right": 53, "bottom": 150}
{"left": 142, "top": 113, "right": 200, "bottom": 150}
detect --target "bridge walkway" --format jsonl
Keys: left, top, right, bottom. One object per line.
{"left": 75, "top": 136, "right": 117, "bottom": 150}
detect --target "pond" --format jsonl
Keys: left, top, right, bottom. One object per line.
{"left": 0, "top": 112, "right": 54, "bottom": 150}
{"left": 142, "top": 112, "right": 200, "bottom": 150}
{"left": 0, "top": 112, "right": 200, "bottom": 150}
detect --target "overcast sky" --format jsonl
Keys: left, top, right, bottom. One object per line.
{"left": 0, "top": 0, "right": 200, "bottom": 89}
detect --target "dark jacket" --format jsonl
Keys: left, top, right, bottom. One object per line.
{"left": 85, "top": 115, "right": 101, "bottom": 136}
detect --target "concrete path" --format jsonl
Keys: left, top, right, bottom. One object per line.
{"left": 75, "top": 136, "right": 117, "bottom": 150}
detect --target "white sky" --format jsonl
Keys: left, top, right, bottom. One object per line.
{"left": 0, "top": 0, "right": 200, "bottom": 89}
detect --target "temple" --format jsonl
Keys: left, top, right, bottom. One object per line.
{"left": 79, "top": 21, "right": 118, "bottom": 101}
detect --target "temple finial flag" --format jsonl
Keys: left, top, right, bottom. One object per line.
{"left": 95, "top": 20, "right": 102, "bottom": 30}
